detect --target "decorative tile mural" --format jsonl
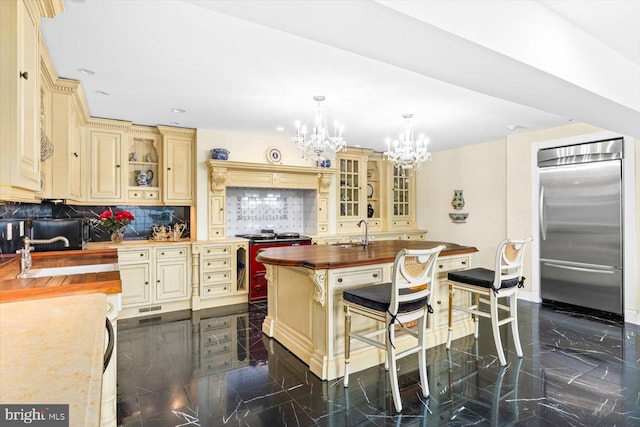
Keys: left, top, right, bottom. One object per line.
{"left": 226, "top": 188, "right": 317, "bottom": 235}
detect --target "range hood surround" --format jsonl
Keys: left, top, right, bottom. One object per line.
{"left": 206, "top": 160, "right": 335, "bottom": 239}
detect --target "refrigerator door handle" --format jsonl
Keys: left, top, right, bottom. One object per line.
{"left": 539, "top": 185, "right": 546, "bottom": 240}
{"left": 543, "top": 262, "right": 615, "bottom": 274}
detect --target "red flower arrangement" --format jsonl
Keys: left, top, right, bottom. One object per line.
{"left": 99, "top": 210, "right": 135, "bottom": 233}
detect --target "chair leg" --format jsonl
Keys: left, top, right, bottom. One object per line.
{"left": 344, "top": 306, "right": 351, "bottom": 387}
{"left": 490, "top": 294, "right": 507, "bottom": 366}
{"left": 473, "top": 293, "right": 480, "bottom": 339}
{"left": 510, "top": 293, "right": 523, "bottom": 358}
{"left": 446, "top": 282, "right": 454, "bottom": 349}
{"left": 418, "top": 314, "right": 429, "bottom": 398}
{"left": 386, "top": 324, "right": 402, "bottom": 412}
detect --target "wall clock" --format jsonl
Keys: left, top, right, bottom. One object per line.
{"left": 267, "top": 147, "right": 282, "bottom": 164}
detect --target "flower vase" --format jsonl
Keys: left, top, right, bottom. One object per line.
{"left": 111, "top": 229, "right": 125, "bottom": 244}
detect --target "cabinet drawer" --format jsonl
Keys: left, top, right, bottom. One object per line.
{"left": 202, "top": 258, "right": 231, "bottom": 271}
{"left": 203, "top": 270, "right": 231, "bottom": 284}
{"left": 392, "top": 220, "right": 413, "bottom": 227}
{"left": 201, "top": 317, "right": 232, "bottom": 331}
{"left": 144, "top": 190, "right": 160, "bottom": 200}
{"left": 118, "top": 249, "right": 150, "bottom": 262}
{"left": 202, "top": 283, "right": 232, "bottom": 298}
{"left": 202, "top": 245, "right": 231, "bottom": 257}
{"left": 203, "top": 342, "right": 233, "bottom": 358}
{"left": 128, "top": 189, "right": 160, "bottom": 201}
{"left": 437, "top": 257, "right": 470, "bottom": 273}
{"left": 202, "top": 331, "right": 232, "bottom": 347}
{"left": 334, "top": 267, "right": 384, "bottom": 287}
{"left": 156, "top": 247, "right": 188, "bottom": 259}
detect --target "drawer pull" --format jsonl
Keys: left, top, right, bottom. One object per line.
{"left": 140, "top": 253, "right": 144, "bottom": 257}
{"left": 179, "top": 251, "right": 183, "bottom": 255}
{"left": 372, "top": 273, "right": 378, "bottom": 278}
{"left": 161, "top": 252, "right": 165, "bottom": 255}
{"left": 337, "top": 278, "right": 343, "bottom": 283}
{"left": 207, "top": 250, "right": 211, "bottom": 254}
{"left": 439, "top": 265, "right": 443, "bottom": 269}
{"left": 223, "top": 261, "right": 228, "bottom": 265}
{"left": 437, "top": 300, "right": 441, "bottom": 305}
{"left": 223, "top": 248, "right": 228, "bottom": 252}
{"left": 461, "top": 261, "right": 467, "bottom": 265}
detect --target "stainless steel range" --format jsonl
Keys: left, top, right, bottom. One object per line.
{"left": 236, "top": 230, "right": 312, "bottom": 302}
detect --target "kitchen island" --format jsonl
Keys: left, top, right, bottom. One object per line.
{"left": 256, "top": 240, "right": 478, "bottom": 380}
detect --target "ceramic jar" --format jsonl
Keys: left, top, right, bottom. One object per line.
{"left": 451, "top": 190, "right": 465, "bottom": 210}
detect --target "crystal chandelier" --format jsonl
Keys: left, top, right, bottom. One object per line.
{"left": 384, "top": 114, "right": 431, "bottom": 170}
{"left": 292, "top": 96, "right": 346, "bottom": 163}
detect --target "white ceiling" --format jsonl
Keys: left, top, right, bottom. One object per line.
{"left": 41, "top": 0, "right": 640, "bottom": 154}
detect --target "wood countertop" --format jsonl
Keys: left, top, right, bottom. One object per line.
{"left": 0, "top": 249, "right": 121, "bottom": 303}
{"left": 256, "top": 240, "right": 478, "bottom": 269}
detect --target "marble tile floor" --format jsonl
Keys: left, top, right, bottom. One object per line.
{"left": 116, "top": 300, "right": 640, "bottom": 426}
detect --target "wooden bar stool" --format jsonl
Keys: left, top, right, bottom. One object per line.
{"left": 446, "top": 238, "right": 532, "bottom": 366}
{"left": 343, "top": 245, "right": 444, "bottom": 412}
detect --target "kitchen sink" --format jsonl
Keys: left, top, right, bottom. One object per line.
{"left": 18, "top": 263, "right": 118, "bottom": 278}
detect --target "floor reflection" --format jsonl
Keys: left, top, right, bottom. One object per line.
{"left": 116, "top": 300, "right": 640, "bottom": 426}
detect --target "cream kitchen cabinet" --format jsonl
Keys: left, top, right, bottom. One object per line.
{"left": 337, "top": 150, "right": 369, "bottom": 232}
{"left": 192, "top": 240, "right": 249, "bottom": 309}
{"left": 159, "top": 126, "right": 195, "bottom": 205}
{"left": 0, "top": 0, "right": 46, "bottom": 202}
{"left": 118, "top": 244, "right": 191, "bottom": 319}
{"left": 88, "top": 127, "right": 126, "bottom": 202}
{"left": 126, "top": 128, "right": 161, "bottom": 204}
{"left": 387, "top": 164, "right": 416, "bottom": 230}
{"left": 155, "top": 246, "right": 189, "bottom": 301}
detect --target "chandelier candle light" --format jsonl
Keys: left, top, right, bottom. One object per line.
{"left": 292, "top": 95, "right": 346, "bottom": 164}
{"left": 384, "top": 114, "right": 432, "bottom": 170}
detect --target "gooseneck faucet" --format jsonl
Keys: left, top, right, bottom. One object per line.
{"left": 17, "top": 236, "right": 70, "bottom": 278}
{"left": 357, "top": 220, "right": 369, "bottom": 247}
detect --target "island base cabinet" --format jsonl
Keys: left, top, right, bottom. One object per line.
{"left": 262, "top": 253, "right": 476, "bottom": 381}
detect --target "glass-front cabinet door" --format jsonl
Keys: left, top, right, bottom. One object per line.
{"left": 337, "top": 153, "right": 364, "bottom": 232}
{"left": 390, "top": 165, "right": 416, "bottom": 229}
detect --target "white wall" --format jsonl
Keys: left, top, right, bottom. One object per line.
{"left": 416, "top": 138, "right": 507, "bottom": 269}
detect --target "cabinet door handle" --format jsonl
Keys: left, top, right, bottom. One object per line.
{"left": 144, "top": 281, "right": 149, "bottom": 285}
{"left": 157, "top": 280, "right": 160, "bottom": 283}
{"left": 73, "top": 152, "right": 79, "bottom": 157}
{"left": 167, "top": 167, "right": 171, "bottom": 171}
{"left": 439, "top": 265, "right": 443, "bottom": 269}
{"left": 19, "top": 71, "right": 28, "bottom": 80}
{"left": 116, "top": 164, "right": 120, "bottom": 168}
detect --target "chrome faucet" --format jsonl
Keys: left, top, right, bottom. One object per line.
{"left": 357, "top": 220, "right": 369, "bottom": 247}
{"left": 17, "top": 236, "right": 70, "bottom": 278}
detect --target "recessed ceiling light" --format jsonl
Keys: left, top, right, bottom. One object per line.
{"left": 276, "top": 126, "right": 284, "bottom": 132}
{"left": 95, "top": 90, "right": 110, "bottom": 96}
{"left": 507, "top": 124, "right": 522, "bottom": 131}
{"left": 78, "top": 68, "right": 95, "bottom": 75}
{"left": 171, "top": 108, "right": 186, "bottom": 113}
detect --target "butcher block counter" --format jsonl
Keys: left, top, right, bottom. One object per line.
{"left": 256, "top": 240, "right": 478, "bottom": 380}
{"left": 0, "top": 248, "right": 122, "bottom": 427}
{"left": 0, "top": 248, "right": 121, "bottom": 302}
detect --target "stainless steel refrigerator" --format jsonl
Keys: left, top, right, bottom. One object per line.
{"left": 538, "top": 139, "right": 623, "bottom": 315}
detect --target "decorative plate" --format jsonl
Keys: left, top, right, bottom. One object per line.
{"left": 367, "top": 183, "right": 374, "bottom": 198}
{"left": 267, "top": 147, "right": 282, "bottom": 164}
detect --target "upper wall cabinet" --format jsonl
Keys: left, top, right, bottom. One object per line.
{"left": 87, "top": 120, "right": 129, "bottom": 203}
{"left": 0, "top": 1, "right": 42, "bottom": 201}
{"left": 159, "top": 126, "right": 196, "bottom": 206}
{"left": 387, "top": 164, "right": 416, "bottom": 230}
{"left": 336, "top": 149, "right": 416, "bottom": 233}
{"left": 127, "top": 127, "right": 161, "bottom": 204}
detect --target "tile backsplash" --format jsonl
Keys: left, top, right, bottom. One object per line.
{"left": 0, "top": 202, "right": 190, "bottom": 241}
{"left": 226, "top": 187, "right": 317, "bottom": 235}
